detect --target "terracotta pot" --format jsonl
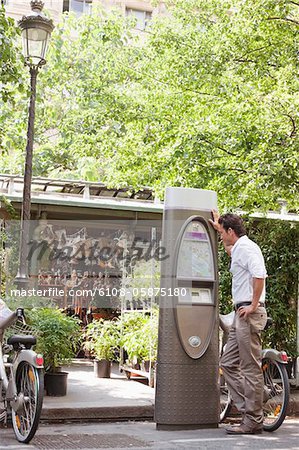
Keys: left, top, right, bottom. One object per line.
{"left": 92, "top": 312, "right": 109, "bottom": 320}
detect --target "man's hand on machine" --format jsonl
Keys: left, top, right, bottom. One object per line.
{"left": 209, "top": 209, "right": 221, "bottom": 232}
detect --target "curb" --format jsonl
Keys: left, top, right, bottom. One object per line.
{"left": 40, "top": 380, "right": 299, "bottom": 424}
{"left": 41, "top": 399, "right": 299, "bottom": 424}
{"left": 41, "top": 405, "right": 155, "bottom": 423}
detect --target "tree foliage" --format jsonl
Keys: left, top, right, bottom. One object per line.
{"left": 1, "top": 1, "right": 298, "bottom": 211}
{"left": 0, "top": 5, "right": 23, "bottom": 101}
{"left": 0, "top": 5, "right": 26, "bottom": 151}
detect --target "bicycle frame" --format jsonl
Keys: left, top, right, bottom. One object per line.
{"left": 0, "top": 309, "right": 18, "bottom": 393}
{"left": 0, "top": 309, "right": 44, "bottom": 408}
{"left": 0, "top": 306, "right": 45, "bottom": 443}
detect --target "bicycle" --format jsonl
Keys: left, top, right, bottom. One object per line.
{"left": 0, "top": 305, "right": 44, "bottom": 443}
{"left": 219, "top": 311, "right": 290, "bottom": 432}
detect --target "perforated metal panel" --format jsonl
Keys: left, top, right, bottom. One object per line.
{"left": 155, "top": 306, "right": 219, "bottom": 427}
{"left": 155, "top": 205, "right": 219, "bottom": 429}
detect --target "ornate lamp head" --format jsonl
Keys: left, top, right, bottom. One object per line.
{"left": 18, "top": 1, "right": 54, "bottom": 68}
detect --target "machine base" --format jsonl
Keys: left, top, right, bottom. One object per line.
{"left": 156, "top": 423, "right": 219, "bottom": 431}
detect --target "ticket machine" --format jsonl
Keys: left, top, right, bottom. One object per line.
{"left": 155, "top": 187, "right": 219, "bottom": 430}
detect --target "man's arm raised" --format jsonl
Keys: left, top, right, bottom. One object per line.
{"left": 209, "top": 209, "right": 221, "bottom": 232}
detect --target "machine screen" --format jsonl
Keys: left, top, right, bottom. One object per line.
{"left": 177, "top": 221, "right": 214, "bottom": 280}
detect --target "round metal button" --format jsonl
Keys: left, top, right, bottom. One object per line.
{"left": 188, "top": 336, "right": 201, "bottom": 348}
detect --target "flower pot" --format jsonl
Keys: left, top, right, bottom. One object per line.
{"left": 142, "top": 360, "right": 151, "bottom": 372}
{"left": 94, "top": 359, "right": 111, "bottom": 378}
{"left": 149, "top": 366, "right": 156, "bottom": 389}
{"left": 92, "top": 313, "right": 108, "bottom": 320}
{"left": 44, "top": 371, "right": 68, "bottom": 396}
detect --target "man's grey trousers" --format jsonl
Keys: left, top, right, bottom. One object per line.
{"left": 220, "top": 306, "right": 267, "bottom": 428}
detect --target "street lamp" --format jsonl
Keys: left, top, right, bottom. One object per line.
{"left": 15, "top": 1, "right": 54, "bottom": 288}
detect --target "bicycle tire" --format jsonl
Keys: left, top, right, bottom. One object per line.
{"left": 262, "top": 358, "right": 290, "bottom": 432}
{"left": 11, "top": 362, "right": 44, "bottom": 443}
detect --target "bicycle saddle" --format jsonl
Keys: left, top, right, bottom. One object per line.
{"left": 7, "top": 335, "right": 36, "bottom": 348}
{"left": 264, "top": 317, "right": 273, "bottom": 330}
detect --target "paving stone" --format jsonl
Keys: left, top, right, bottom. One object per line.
{"left": 32, "top": 433, "right": 151, "bottom": 449}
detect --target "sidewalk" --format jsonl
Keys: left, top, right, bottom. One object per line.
{"left": 41, "top": 360, "right": 155, "bottom": 422}
{"left": 41, "top": 360, "right": 299, "bottom": 422}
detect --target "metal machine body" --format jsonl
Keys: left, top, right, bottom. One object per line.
{"left": 155, "top": 187, "right": 219, "bottom": 430}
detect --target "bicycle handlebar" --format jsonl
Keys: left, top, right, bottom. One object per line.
{"left": 0, "top": 309, "right": 22, "bottom": 334}
{"left": 16, "top": 308, "right": 25, "bottom": 320}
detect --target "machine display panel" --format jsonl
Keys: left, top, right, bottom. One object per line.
{"left": 177, "top": 221, "right": 214, "bottom": 280}
{"left": 178, "top": 287, "right": 213, "bottom": 305}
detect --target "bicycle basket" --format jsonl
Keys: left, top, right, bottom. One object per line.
{"left": 4, "top": 321, "right": 40, "bottom": 343}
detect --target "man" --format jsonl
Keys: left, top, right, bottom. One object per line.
{"left": 210, "top": 211, "right": 267, "bottom": 435}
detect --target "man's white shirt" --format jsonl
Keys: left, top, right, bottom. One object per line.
{"left": 230, "top": 235, "right": 267, "bottom": 305}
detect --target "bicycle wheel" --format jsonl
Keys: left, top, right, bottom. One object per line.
{"left": 219, "top": 367, "right": 232, "bottom": 421}
{"left": 11, "top": 362, "right": 44, "bottom": 443}
{"left": 262, "top": 358, "right": 290, "bottom": 432}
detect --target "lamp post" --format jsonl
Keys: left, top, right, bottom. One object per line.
{"left": 15, "top": 1, "right": 54, "bottom": 288}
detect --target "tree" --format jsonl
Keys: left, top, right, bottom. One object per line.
{"left": 0, "top": 5, "right": 27, "bottom": 165}
{"left": 116, "top": 0, "right": 299, "bottom": 210}
{"left": 0, "top": 6, "right": 23, "bottom": 102}
{"left": 28, "top": 8, "right": 139, "bottom": 181}
{"left": 1, "top": 1, "right": 299, "bottom": 211}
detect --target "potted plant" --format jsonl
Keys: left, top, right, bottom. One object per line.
{"left": 27, "top": 308, "right": 81, "bottom": 396}
{"left": 120, "top": 308, "right": 158, "bottom": 371}
{"left": 84, "top": 318, "right": 120, "bottom": 378}
{"left": 139, "top": 309, "right": 159, "bottom": 370}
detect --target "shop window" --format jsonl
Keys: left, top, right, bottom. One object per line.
{"left": 126, "top": 8, "right": 152, "bottom": 31}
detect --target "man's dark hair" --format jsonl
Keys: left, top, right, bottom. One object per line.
{"left": 218, "top": 214, "right": 246, "bottom": 237}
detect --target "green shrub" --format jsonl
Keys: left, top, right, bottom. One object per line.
{"left": 84, "top": 318, "right": 120, "bottom": 361}
{"left": 27, "top": 308, "right": 81, "bottom": 372}
{"left": 219, "top": 218, "right": 299, "bottom": 356}
{"left": 120, "top": 308, "right": 158, "bottom": 364}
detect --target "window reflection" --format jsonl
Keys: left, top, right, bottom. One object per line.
{"left": 63, "top": 0, "right": 92, "bottom": 16}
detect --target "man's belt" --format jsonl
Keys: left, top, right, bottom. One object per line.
{"left": 234, "top": 302, "right": 265, "bottom": 311}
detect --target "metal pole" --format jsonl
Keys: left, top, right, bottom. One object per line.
{"left": 15, "top": 66, "right": 38, "bottom": 289}
{"left": 0, "top": 219, "right": 3, "bottom": 294}
{"left": 149, "top": 226, "right": 157, "bottom": 387}
{"left": 297, "top": 273, "right": 299, "bottom": 386}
